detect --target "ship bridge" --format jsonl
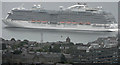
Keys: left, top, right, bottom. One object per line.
{"left": 67, "top": 3, "right": 100, "bottom": 12}
{"left": 67, "top": 3, "right": 88, "bottom": 11}
{"left": 67, "top": 4, "right": 87, "bottom": 9}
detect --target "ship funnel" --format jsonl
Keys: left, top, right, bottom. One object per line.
{"left": 34, "top": 4, "right": 37, "bottom": 7}
{"left": 97, "top": 6, "right": 103, "bottom": 10}
{"left": 38, "top": 5, "right": 41, "bottom": 7}
{"left": 59, "top": 6, "right": 64, "bottom": 10}
{"left": 99, "top": 6, "right": 102, "bottom": 9}
{"left": 32, "top": 4, "right": 42, "bottom": 9}
{"left": 37, "top": 5, "right": 41, "bottom": 8}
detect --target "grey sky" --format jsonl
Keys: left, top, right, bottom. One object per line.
{"left": 0, "top": 1, "right": 1, "bottom": 37}
{"left": 1, "top": 0, "right": 120, "bottom": 2}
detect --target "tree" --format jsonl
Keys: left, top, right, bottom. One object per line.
{"left": 49, "top": 46, "right": 52, "bottom": 52}
{"left": 13, "top": 50, "right": 22, "bottom": 54}
{"left": 23, "top": 39, "right": 29, "bottom": 44}
{"left": 69, "top": 42, "right": 74, "bottom": 45}
{"left": 36, "top": 49, "right": 43, "bottom": 52}
{"left": 2, "top": 44, "right": 7, "bottom": 50}
{"left": 61, "top": 54, "right": 67, "bottom": 63}
{"left": 51, "top": 44, "right": 61, "bottom": 53}
{"left": 19, "top": 40, "right": 28, "bottom": 47}
{"left": 11, "top": 38, "right": 16, "bottom": 41}
{"left": 42, "top": 45, "right": 50, "bottom": 52}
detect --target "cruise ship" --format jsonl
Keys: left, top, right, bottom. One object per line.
{"left": 2, "top": 3, "right": 118, "bottom": 32}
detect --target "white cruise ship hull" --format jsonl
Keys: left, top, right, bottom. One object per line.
{"left": 2, "top": 19, "right": 118, "bottom": 32}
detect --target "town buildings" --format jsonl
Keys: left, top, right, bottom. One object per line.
{"left": 1, "top": 36, "right": 119, "bottom": 65}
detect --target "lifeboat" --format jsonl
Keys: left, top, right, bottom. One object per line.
{"left": 36, "top": 20, "right": 41, "bottom": 22}
{"left": 72, "top": 22, "right": 77, "bottom": 24}
{"left": 85, "top": 22, "right": 91, "bottom": 25}
{"left": 32, "top": 20, "right": 41, "bottom": 22}
{"left": 40, "top": 21, "right": 48, "bottom": 24}
{"left": 32, "top": 20, "right": 35, "bottom": 22}
{"left": 41, "top": 21, "right": 47, "bottom": 23}
{"left": 66, "top": 21, "right": 71, "bottom": 24}
{"left": 79, "top": 22, "right": 83, "bottom": 25}
{"left": 59, "top": 21, "right": 65, "bottom": 24}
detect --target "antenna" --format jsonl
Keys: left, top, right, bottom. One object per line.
{"left": 83, "top": 3, "right": 87, "bottom": 5}
{"left": 77, "top": 3, "right": 81, "bottom": 5}
{"left": 21, "top": 4, "right": 24, "bottom": 8}
{"left": 41, "top": 32, "right": 43, "bottom": 43}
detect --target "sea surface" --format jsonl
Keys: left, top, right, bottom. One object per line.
{"left": 2, "top": 23, "right": 117, "bottom": 44}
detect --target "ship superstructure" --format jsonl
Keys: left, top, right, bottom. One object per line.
{"left": 3, "top": 3, "right": 118, "bottom": 31}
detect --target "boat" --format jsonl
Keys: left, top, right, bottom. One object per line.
{"left": 2, "top": 3, "right": 118, "bottom": 32}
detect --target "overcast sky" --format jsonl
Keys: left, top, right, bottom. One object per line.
{"left": 1, "top": 0, "right": 120, "bottom": 2}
